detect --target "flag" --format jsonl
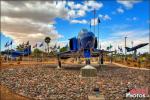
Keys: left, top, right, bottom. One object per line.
{"left": 53, "top": 44, "right": 57, "bottom": 49}
{"left": 57, "top": 45, "right": 60, "bottom": 49}
{"left": 39, "top": 42, "right": 44, "bottom": 47}
{"left": 22, "top": 42, "right": 25, "bottom": 48}
{"left": 107, "top": 46, "right": 110, "bottom": 50}
{"left": 9, "top": 40, "right": 13, "bottom": 45}
{"left": 26, "top": 41, "right": 29, "bottom": 45}
{"left": 5, "top": 42, "right": 9, "bottom": 47}
{"left": 109, "top": 44, "right": 112, "bottom": 49}
{"left": 97, "top": 17, "right": 101, "bottom": 23}
{"left": 118, "top": 46, "right": 123, "bottom": 52}
{"left": 33, "top": 43, "right": 37, "bottom": 48}
{"left": 7, "top": 41, "right": 13, "bottom": 46}
{"left": 120, "top": 47, "right": 123, "bottom": 52}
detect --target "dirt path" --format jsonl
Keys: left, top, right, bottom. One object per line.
{"left": 0, "top": 85, "right": 30, "bottom": 100}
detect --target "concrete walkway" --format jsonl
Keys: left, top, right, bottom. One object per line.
{"left": 112, "top": 62, "right": 150, "bottom": 70}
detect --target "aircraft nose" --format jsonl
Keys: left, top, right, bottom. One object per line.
{"left": 81, "top": 35, "right": 95, "bottom": 49}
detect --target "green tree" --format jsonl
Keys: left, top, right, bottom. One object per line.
{"left": 60, "top": 47, "right": 68, "bottom": 52}
{"left": 33, "top": 48, "right": 42, "bottom": 57}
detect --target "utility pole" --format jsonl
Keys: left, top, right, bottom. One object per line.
{"left": 125, "top": 36, "right": 127, "bottom": 61}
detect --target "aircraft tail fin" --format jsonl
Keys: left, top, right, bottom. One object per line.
{"left": 125, "top": 47, "right": 131, "bottom": 52}
{"left": 24, "top": 45, "right": 31, "bottom": 55}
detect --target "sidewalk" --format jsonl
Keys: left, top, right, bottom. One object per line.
{"left": 112, "top": 62, "right": 150, "bottom": 70}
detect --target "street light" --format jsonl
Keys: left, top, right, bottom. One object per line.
{"left": 125, "top": 36, "right": 127, "bottom": 61}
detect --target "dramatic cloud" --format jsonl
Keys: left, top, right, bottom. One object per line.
{"left": 117, "top": 0, "right": 142, "bottom": 9}
{"left": 1, "top": 0, "right": 103, "bottom": 48}
{"left": 1, "top": 1, "right": 68, "bottom": 46}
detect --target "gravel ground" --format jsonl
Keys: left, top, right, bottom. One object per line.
{"left": 0, "top": 64, "right": 150, "bottom": 100}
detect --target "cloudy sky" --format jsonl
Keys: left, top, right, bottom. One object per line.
{"left": 0, "top": 0, "right": 150, "bottom": 53}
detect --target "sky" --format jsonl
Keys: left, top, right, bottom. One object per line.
{"left": 0, "top": 0, "right": 150, "bottom": 54}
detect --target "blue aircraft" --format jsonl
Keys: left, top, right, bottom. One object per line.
{"left": 2, "top": 46, "right": 31, "bottom": 58}
{"left": 58, "top": 29, "right": 112, "bottom": 65}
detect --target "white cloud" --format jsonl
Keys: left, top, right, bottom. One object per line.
{"left": 70, "top": 19, "right": 88, "bottom": 24}
{"left": 67, "top": 1, "right": 103, "bottom": 19}
{"left": 147, "top": 20, "right": 150, "bottom": 24}
{"left": 117, "top": 7, "right": 124, "bottom": 13}
{"left": 77, "top": 10, "right": 86, "bottom": 17}
{"left": 99, "top": 14, "right": 111, "bottom": 20}
{"left": 97, "top": 23, "right": 149, "bottom": 54}
{"left": 68, "top": 2, "right": 82, "bottom": 10}
{"left": 117, "top": 0, "right": 142, "bottom": 9}
{"left": 133, "top": 17, "right": 137, "bottom": 21}
{"left": 100, "top": 29, "right": 149, "bottom": 53}
{"left": 126, "top": 17, "right": 138, "bottom": 21}
{"left": 84, "top": 1, "right": 103, "bottom": 10}
{"left": 1, "top": 1, "right": 66, "bottom": 46}
{"left": 90, "top": 14, "right": 111, "bottom": 26}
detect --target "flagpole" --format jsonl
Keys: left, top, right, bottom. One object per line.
{"left": 42, "top": 45, "right": 44, "bottom": 66}
{"left": 28, "top": 46, "right": 29, "bottom": 64}
{"left": 98, "top": 19, "right": 100, "bottom": 49}
{"left": 11, "top": 42, "right": 12, "bottom": 63}
{"left": 7, "top": 45, "right": 8, "bottom": 63}
{"left": 8, "top": 45, "right": 10, "bottom": 63}
{"left": 94, "top": 9, "right": 96, "bottom": 34}
{"left": 23, "top": 42, "right": 24, "bottom": 63}
{"left": 90, "top": 19, "right": 91, "bottom": 31}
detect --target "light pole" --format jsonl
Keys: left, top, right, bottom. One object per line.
{"left": 131, "top": 41, "right": 134, "bottom": 54}
{"left": 125, "top": 36, "right": 127, "bottom": 61}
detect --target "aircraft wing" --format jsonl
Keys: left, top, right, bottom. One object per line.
{"left": 91, "top": 49, "right": 114, "bottom": 57}
{"left": 58, "top": 50, "right": 82, "bottom": 59}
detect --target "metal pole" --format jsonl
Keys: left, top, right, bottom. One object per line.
{"left": 98, "top": 21, "right": 100, "bottom": 49}
{"left": 11, "top": 44, "right": 12, "bottom": 62}
{"left": 90, "top": 19, "right": 91, "bottom": 31}
{"left": 94, "top": 9, "right": 96, "bottom": 34}
{"left": 125, "top": 36, "right": 127, "bottom": 61}
{"left": 149, "top": 31, "right": 150, "bottom": 54}
{"left": 28, "top": 45, "right": 30, "bottom": 64}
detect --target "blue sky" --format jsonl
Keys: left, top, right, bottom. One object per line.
{"left": 1, "top": 0, "right": 150, "bottom": 53}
